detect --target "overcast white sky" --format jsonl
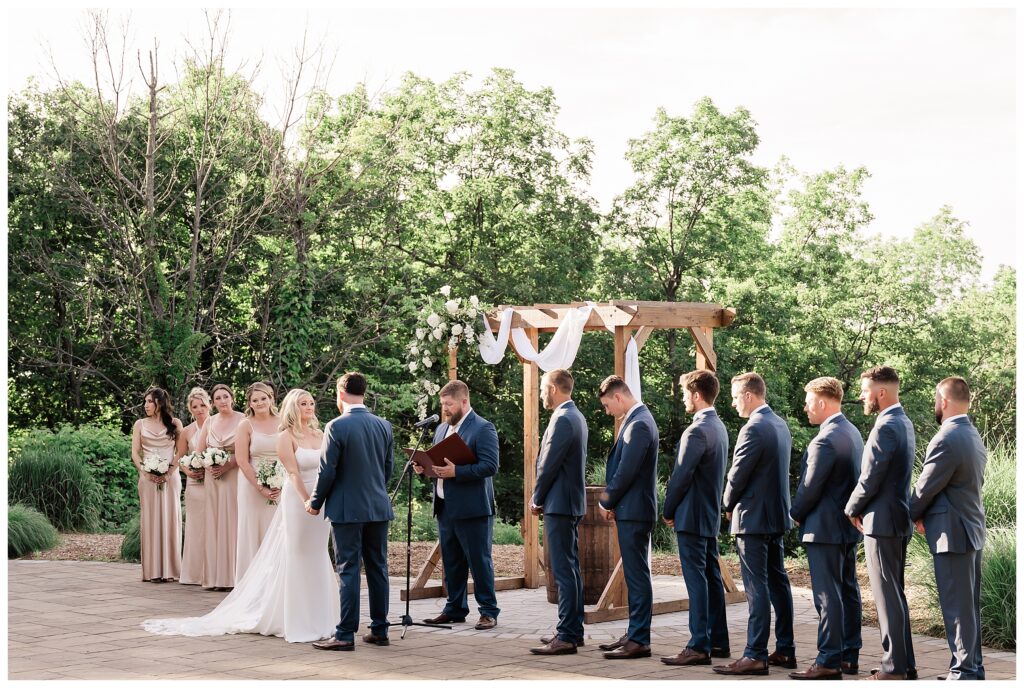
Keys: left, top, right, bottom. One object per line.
{"left": 7, "top": 5, "right": 1016, "bottom": 280}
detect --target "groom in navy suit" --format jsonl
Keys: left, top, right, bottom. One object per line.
{"left": 415, "top": 379, "right": 501, "bottom": 631}
{"left": 307, "top": 372, "right": 394, "bottom": 651}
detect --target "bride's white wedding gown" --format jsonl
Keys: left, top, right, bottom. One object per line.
{"left": 143, "top": 447, "right": 340, "bottom": 642}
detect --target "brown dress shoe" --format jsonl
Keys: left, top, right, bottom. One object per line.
{"left": 769, "top": 650, "right": 799, "bottom": 669}
{"left": 530, "top": 638, "right": 578, "bottom": 655}
{"left": 474, "top": 615, "right": 497, "bottom": 630}
{"left": 598, "top": 634, "right": 628, "bottom": 651}
{"left": 313, "top": 637, "right": 355, "bottom": 651}
{"left": 362, "top": 633, "right": 389, "bottom": 646}
{"left": 422, "top": 613, "right": 466, "bottom": 625}
{"left": 541, "top": 636, "right": 584, "bottom": 646}
{"left": 870, "top": 668, "right": 916, "bottom": 680}
{"left": 660, "top": 648, "right": 711, "bottom": 666}
{"left": 842, "top": 662, "right": 859, "bottom": 675}
{"left": 713, "top": 656, "right": 770, "bottom": 676}
{"left": 790, "top": 663, "right": 843, "bottom": 680}
{"left": 864, "top": 670, "right": 904, "bottom": 680}
{"left": 711, "top": 647, "right": 731, "bottom": 658}
{"left": 603, "top": 640, "right": 652, "bottom": 660}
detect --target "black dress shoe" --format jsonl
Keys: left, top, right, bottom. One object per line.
{"left": 362, "top": 633, "right": 389, "bottom": 646}
{"left": 598, "top": 634, "right": 628, "bottom": 651}
{"left": 541, "top": 636, "right": 584, "bottom": 646}
{"left": 870, "top": 668, "right": 917, "bottom": 680}
{"left": 313, "top": 637, "right": 355, "bottom": 651}
{"left": 422, "top": 613, "right": 466, "bottom": 625}
{"left": 711, "top": 646, "right": 731, "bottom": 658}
{"left": 768, "top": 650, "right": 798, "bottom": 669}
{"left": 841, "top": 662, "right": 859, "bottom": 675}
{"left": 603, "top": 640, "right": 651, "bottom": 660}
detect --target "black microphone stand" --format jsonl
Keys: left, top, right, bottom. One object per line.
{"left": 389, "top": 422, "right": 451, "bottom": 638}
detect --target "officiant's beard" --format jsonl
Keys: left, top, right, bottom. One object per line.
{"left": 445, "top": 408, "right": 465, "bottom": 427}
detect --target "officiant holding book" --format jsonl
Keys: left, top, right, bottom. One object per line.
{"left": 414, "top": 379, "right": 502, "bottom": 630}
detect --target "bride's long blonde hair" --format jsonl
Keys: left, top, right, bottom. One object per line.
{"left": 278, "top": 388, "right": 320, "bottom": 438}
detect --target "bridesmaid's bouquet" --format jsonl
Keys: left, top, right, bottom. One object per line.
{"left": 202, "top": 447, "right": 230, "bottom": 479}
{"left": 141, "top": 453, "right": 172, "bottom": 492}
{"left": 180, "top": 452, "right": 206, "bottom": 483}
{"left": 255, "top": 460, "right": 286, "bottom": 505}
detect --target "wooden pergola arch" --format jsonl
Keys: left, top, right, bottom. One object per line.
{"left": 403, "top": 300, "right": 746, "bottom": 623}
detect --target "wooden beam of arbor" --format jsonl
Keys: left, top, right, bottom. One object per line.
{"left": 486, "top": 301, "right": 736, "bottom": 332}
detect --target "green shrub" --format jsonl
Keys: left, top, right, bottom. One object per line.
{"left": 493, "top": 519, "right": 524, "bottom": 545}
{"left": 653, "top": 480, "right": 676, "bottom": 553}
{"left": 979, "top": 528, "right": 1015, "bottom": 650}
{"left": 8, "top": 447, "right": 102, "bottom": 532}
{"left": 10, "top": 424, "right": 136, "bottom": 531}
{"left": 120, "top": 513, "right": 141, "bottom": 562}
{"left": 982, "top": 440, "right": 1015, "bottom": 530}
{"left": 585, "top": 461, "right": 606, "bottom": 486}
{"left": 390, "top": 497, "right": 438, "bottom": 542}
{"left": 8, "top": 504, "right": 59, "bottom": 558}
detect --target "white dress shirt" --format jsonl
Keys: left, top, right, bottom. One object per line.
{"left": 437, "top": 407, "right": 473, "bottom": 499}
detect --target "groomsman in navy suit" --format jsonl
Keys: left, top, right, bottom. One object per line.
{"left": 596, "top": 375, "right": 659, "bottom": 660}
{"left": 845, "top": 365, "right": 917, "bottom": 680}
{"left": 308, "top": 372, "right": 394, "bottom": 651}
{"left": 788, "top": 377, "right": 864, "bottom": 680}
{"left": 416, "top": 380, "right": 501, "bottom": 631}
{"left": 528, "top": 368, "right": 588, "bottom": 656}
{"left": 911, "top": 377, "right": 987, "bottom": 681}
{"left": 715, "top": 372, "right": 796, "bottom": 676}
{"left": 661, "top": 369, "right": 732, "bottom": 667}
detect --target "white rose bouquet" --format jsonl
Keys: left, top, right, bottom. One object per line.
{"left": 202, "top": 447, "right": 230, "bottom": 480}
{"left": 255, "top": 460, "right": 286, "bottom": 505}
{"left": 141, "top": 453, "right": 172, "bottom": 492}
{"left": 180, "top": 452, "right": 206, "bottom": 483}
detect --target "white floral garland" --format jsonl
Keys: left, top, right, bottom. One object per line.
{"left": 407, "top": 285, "right": 488, "bottom": 418}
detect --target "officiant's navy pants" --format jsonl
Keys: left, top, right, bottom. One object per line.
{"left": 437, "top": 500, "right": 500, "bottom": 620}
{"left": 331, "top": 521, "right": 390, "bottom": 641}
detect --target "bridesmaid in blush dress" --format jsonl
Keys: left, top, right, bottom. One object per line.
{"left": 196, "top": 383, "right": 246, "bottom": 591}
{"left": 234, "top": 381, "right": 282, "bottom": 581}
{"left": 132, "top": 387, "right": 187, "bottom": 583}
{"left": 179, "top": 387, "right": 211, "bottom": 586}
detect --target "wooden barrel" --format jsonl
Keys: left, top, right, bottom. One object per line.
{"left": 542, "top": 486, "right": 620, "bottom": 606}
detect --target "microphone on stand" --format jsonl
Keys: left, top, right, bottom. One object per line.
{"left": 414, "top": 414, "right": 440, "bottom": 428}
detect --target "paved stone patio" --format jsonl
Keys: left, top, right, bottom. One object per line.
{"left": 8, "top": 560, "right": 1016, "bottom": 680}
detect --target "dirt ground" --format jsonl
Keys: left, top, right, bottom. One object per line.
{"left": 26, "top": 535, "right": 931, "bottom": 634}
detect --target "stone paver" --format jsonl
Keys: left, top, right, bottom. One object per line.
{"left": 7, "top": 560, "right": 1016, "bottom": 680}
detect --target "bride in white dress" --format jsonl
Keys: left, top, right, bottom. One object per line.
{"left": 143, "top": 389, "right": 339, "bottom": 643}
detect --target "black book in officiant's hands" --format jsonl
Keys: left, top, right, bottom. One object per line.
{"left": 403, "top": 432, "right": 476, "bottom": 479}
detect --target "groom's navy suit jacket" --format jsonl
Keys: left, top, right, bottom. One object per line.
{"left": 310, "top": 407, "right": 395, "bottom": 524}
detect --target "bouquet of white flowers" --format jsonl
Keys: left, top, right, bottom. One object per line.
{"left": 141, "top": 453, "right": 172, "bottom": 492}
{"left": 202, "top": 447, "right": 230, "bottom": 480}
{"left": 180, "top": 452, "right": 206, "bottom": 483}
{"left": 255, "top": 459, "right": 286, "bottom": 505}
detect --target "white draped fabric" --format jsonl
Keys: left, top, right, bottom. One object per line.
{"left": 477, "top": 303, "right": 642, "bottom": 401}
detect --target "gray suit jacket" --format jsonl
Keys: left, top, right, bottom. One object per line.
{"left": 909, "top": 416, "right": 987, "bottom": 554}
{"left": 844, "top": 405, "right": 915, "bottom": 537}
{"left": 532, "top": 400, "right": 588, "bottom": 517}
{"left": 663, "top": 408, "right": 729, "bottom": 538}
{"left": 790, "top": 414, "right": 863, "bottom": 544}
{"left": 723, "top": 405, "right": 793, "bottom": 535}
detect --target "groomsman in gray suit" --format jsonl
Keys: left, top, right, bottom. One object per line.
{"left": 844, "top": 366, "right": 917, "bottom": 680}
{"left": 309, "top": 372, "right": 394, "bottom": 651}
{"left": 788, "top": 377, "right": 864, "bottom": 680}
{"left": 910, "top": 377, "right": 987, "bottom": 681}
{"left": 529, "top": 368, "right": 588, "bottom": 656}
{"left": 661, "top": 369, "right": 731, "bottom": 667}
{"left": 714, "top": 372, "right": 796, "bottom": 677}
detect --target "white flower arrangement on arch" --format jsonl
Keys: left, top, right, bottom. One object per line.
{"left": 407, "top": 286, "right": 487, "bottom": 418}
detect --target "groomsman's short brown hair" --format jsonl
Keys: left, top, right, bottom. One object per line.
{"left": 546, "top": 368, "right": 574, "bottom": 394}
{"left": 938, "top": 376, "right": 971, "bottom": 403}
{"left": 598, "top": 375, "right": 631, "bottom": 398}
{"left": 440, "top": 379, "right": 470, "bottom": 400}
{"left": 681, "top": 370, "right": 720, "bottom": 404}
{"left": 337, "top": 372, "right": 368, "bottom": 396}
{"left": 861, "top": 365, "right": 900, "bottom": 386}
{"left": 804, "top": 376, "right": 844, "bottom": 402}
{"left": 731, "top": 372, "right": 766, "bottom": 398}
